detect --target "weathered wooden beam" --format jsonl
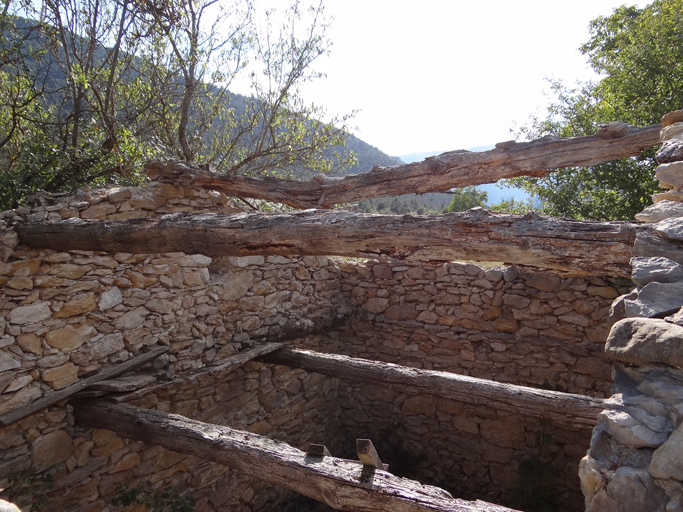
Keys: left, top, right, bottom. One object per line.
{"left": 17, "top": 209, "right": 645, "bottom": 277}
{"left": 73, "top": 400, "right": 516, "bottom": 512}
{"left": 146, "top": 122, "right": 661, "bottom": 209}
{"left": 0, "top": 345, "right": 168, "bottom": 427}
{"left": 258, "top": 348, "right": 607, "bottom": 429}
{"left": 110, "top": 343, "right": 283, "bottom": 404}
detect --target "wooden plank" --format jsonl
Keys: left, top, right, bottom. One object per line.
{"left": 146, "top": 122, "right": 661, "bottom": 209}
{"left": 73, "top": 400, "right": 518, "bottom": 512}
{"left": 258, "top": 347, "right": 608, "bottom": 429}
{"left": 111, "top": 343, "right": 283, "bottom": 404}
{"left": 0, "top": 345, "right": 168, "bottom": 427}
{"left": 17, "top": 209, "right": 646, "bottom": 277}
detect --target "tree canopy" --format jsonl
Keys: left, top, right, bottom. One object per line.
{"left": 0, "top": 0, "right": 355, "bottom": 210}
{"left": 444, "top": 187, "right": 488, "bottom": 213}
{"left": 508, "top": 0, "right": 683, "bottom": 220}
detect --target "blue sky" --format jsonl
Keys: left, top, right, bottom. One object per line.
{"left": 294, "top": 1, "right": 646, "bottom": 156}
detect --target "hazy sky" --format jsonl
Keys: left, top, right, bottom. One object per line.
{"left": 293, "top": 0, "right": 643, "bottom": 156}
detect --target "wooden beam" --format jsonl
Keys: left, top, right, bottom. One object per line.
{"left": 73, "top": 400, "right": 516, "bottom": 512}
{"left": 0, "top": 345, "right": 168, "bottom": 427}
{"left": 110, "top": 343, "right": 283, "bottom": 404}
{"left": 17, "top": 209, "right": 645, "bottom": 277}
{"left": 146, "top": 122, "right": 661, "bottom": 209}
{"left": 257, "top": 348, "right": 607, "bottom": 429}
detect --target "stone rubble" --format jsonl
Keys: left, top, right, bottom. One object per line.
{"left": 581, "top": 112, "right": 683, "bottom": 512}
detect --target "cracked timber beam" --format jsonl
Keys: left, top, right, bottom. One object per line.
{"left": 17, "top": 209, "right": 645, "bottom": 277}
{"left": 145, "top": 122, "right": 661, "bottom": 209}
{"left": 73, "top": 400, "right": 516, "bottom": 512}
{"left": 258, "top": 348, "right": 607, "bottom": 429}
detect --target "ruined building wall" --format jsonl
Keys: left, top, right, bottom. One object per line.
{"left": 0, "top": 184, "right": 345, "bottom": 511}
{"left": 317, "top": 258, "right": 625, "bottom": 511}
{"left": 0, "top": 180, "right": 625, "bottom": 512}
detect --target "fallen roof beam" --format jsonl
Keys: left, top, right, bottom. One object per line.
{"left": 73, "top": 400, "right": 516, "bottom": 512}
{"left": 146, "top": 122, "right": 661, "bottom": 209}
{"left": 0, "top": 345, "right": 168, "bottom": 427}
{"left": 17, "top": 209, "right": 645, "bottom": 277}
{"left": 257, "top": 348, "right": 607, "bottom": 429}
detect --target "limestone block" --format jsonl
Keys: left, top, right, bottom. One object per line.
{"left": 637, "top": 201, "right": 683, "bottom": 222}
{"left": 401, "top": 395, "right": 437, "bottom": 416}
{"left": 0, "top": 385, "right": 41, "bottom": 415}
{"left": 98, "top": 287, "right": 123, "bottom": 310}
{"left": 607, "top": 318, "right": 683, "bottom": 368}
{"left": 219, "top": 271, "right": 254, "bottom": 301}
{"left": 229, "top": 256, "right": 265, "bottom": 267}
{"left": 241, "top": 316, "right": 262, "bottom": 331}
{"left": 6, "top": 276, "right": 32, "bottom": 290}
{"left": 416, "top": 310, "right": 438, "bottom": 324}
{"left": 632, "top": 257, "right": 683, "bottom": 286}
{"left": 662, "top": 123, "right": 683, "bottom": 141}
{"left": 0, "top": 350, "right": 20, "bottom": 372}
{"left": 384, "top": 304, "right": 419, "bottom": 320}
{"left": 77, "top": 333, "right": 125, "bottom": 361}
{"left": 650, "top": 422, "right": 683, "bottom": 480}
{"left": 587, "top": 285, "right": 619, "bottom": 299}
{"left": 663, "top": 110, "right": 683, "bottom": 127}
{"left": 655, "top": 190, "right": 683, "bottom": 203}
{"left": 81, "top": 203, "right": 116, "bottom": 219}
{"left": 656, "top": 162, "right": 683, "bottom": 191}
{"left": 53, "top": 292, "right": 97, "bottom": 318}
{"left": 146, "top": 298, "right": 174, "bottom": 314}
{"left": 31, "top": 430, "right": 73, "bottom": 471}
{"left": 16, "top": 333, "right": 42, "bottom": 354}
{"left": 5, "top": 375, "right": 32, "bottom": 392}
{"left": 588, "top": 466, "right": 667, "bottom": 512}
{"left": 362, "top": 298, "right": 389, "bottom": 314}
{"left": 479, "top": 418, "right": 526, "bottom": 449}
{"left": 44, "top": 324, "right": 95, "bottom": 352}
{"left": 599, "top": 409, "right": 669, "bottom": 448}
{"left": 106, "top": 187, "right": 133, "bottom": 203}
{"left": 525, "top": 273, "right": 561, "bottom": 292}
{"left": 42, "top": 362, "right": 78, "bottom": 389}
{"left": 113, "top": 307, "right": 149, "bottom": 330}
{"left": 36, "top": 353, "right": 69, "bottom": 368}
{"left": 624, "top": 282, "right": 683, "bottom": 318}
{"left": 7, "top": 303, "right": 51, "bottom": 324}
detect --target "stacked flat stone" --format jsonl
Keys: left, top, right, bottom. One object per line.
{"left": 580, "top": 110, "right": 683, "bottom": 512}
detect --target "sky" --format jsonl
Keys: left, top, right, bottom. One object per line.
{"left": 290, "top": 0, "right": 644, "bottom": 157}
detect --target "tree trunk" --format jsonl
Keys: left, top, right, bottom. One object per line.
{"left": 257, "top": 348, "right": 606, "bottom": 429}
{"left": 73, "top": 401, "right": 517, "bottom": 512}
{"left": 17, "top": 209, "right": 645, "bottom": 277}
{"left": 146, "top": 122, "right": 661, "bottom": 209}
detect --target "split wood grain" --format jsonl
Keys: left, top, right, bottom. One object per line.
{"left": 73, "top": 400, "right": 517, "bottom": 512}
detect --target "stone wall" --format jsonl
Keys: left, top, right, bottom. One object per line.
{"left": 580, "top": 113, "right": 683, "bottom": 512}
{"left": 331, "top": 258, "right": 625, "bottom": 396}
{"left": 0, "top": 183, "right": 345, "bottom": 511}
{"left": 0, "top": 179, "right": 627, "bottom": 512}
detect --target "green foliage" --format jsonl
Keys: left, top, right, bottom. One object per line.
{"left": 443, "top": 186, "right": 488, "bottom": 213}
{"left": 488, "top": 197, "right": 537, "bottom": 214}
{"left": 0, "top": 0, "right": 355, "bottom": 209}
{"left": 507, "top": 0, "right": 683, "bottom": 220}
{"left": 111, "top": 483, "right": 197, "bottom": 512}
{"left": 357, "top": 193, "right": 452, "bottom": 215}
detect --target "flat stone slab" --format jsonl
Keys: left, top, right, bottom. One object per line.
{"left": 607, "top": 318, "right": 683, "bottom": 369}
{"left": 655, "top": 162, "right": 683, "bottom": 190}
{"left": 636, "top": 200, "right": 683, "bottom": 222}
{"left": 631, "top": 257, "right": 683, "bottom": 286}
{"left": 655, "top": 217, "right": 683, "bottom": 242}
{"left": 633, "top": 231, "right": 683, "bottom": 267}
{"left": 624, "top": 281, "right": 683, "bottom": 318}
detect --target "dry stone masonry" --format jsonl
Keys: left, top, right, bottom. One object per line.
{"left": 580, "top": 109, "right": 683, "bottom": 512}
{"left": 0, "top": 117, "right": 678, "bottom": 512}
